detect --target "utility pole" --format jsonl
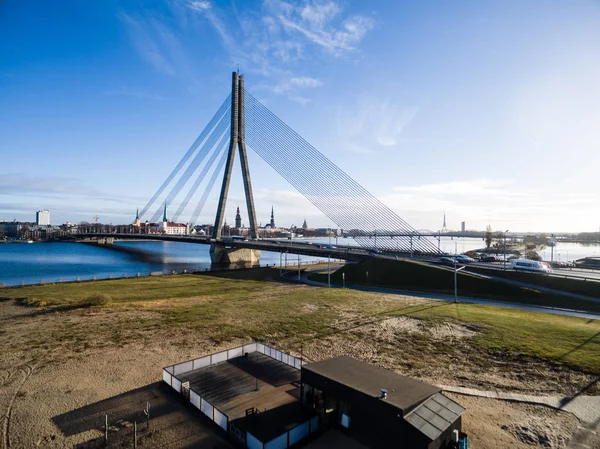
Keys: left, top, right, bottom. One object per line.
{"left": 297, "top": 254, "right": 300, "bottom": 282}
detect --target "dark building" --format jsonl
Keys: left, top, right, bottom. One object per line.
{"left": 270, "top": 206, "right": 275, "bottom": 228}
{"left": 301, "top": 356, "right": 464, "bottom": 449}
{"left": 235, "top": 206, "right": 242, "bottom": 229}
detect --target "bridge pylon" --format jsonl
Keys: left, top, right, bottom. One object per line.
{"left": 210, "top": 72, "right": 260, "bottom": 265}
{"left": 212, "top": 72, "right": 259, "bottom": 240}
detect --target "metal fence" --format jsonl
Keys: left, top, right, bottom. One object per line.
{"left": 247, "top": 415, "right": 320, "bottom": 449}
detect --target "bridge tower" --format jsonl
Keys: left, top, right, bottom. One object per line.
{"left": 210, "top": 72, "right": 260, "bottom": 265}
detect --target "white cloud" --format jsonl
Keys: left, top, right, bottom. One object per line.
{"left": 182, "top": 0, "right": 374, "bottom": 101}
{"left": 118, "top": 12, "right": 176, "bottom": 76}
{"left": 189, "top": 1, "right": 211, "bottom": 11}
{"left": 336, "top": 94, "right": 418, "bottom": 153}
{"left": 381, "top": 179, "right": 599, "bottom": 232}
{"left": 118, "top": 11, "right": 197, "bottom": 85}
{"left": 274, "top": 1, "right": 374, "bottom": 56}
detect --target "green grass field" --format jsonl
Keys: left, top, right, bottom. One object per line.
{"left": 1, "top": 268, "right": 599, "bottom": 374}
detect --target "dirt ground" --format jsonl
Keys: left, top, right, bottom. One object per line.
{"left": 0, "top": 294, "right": 596, "bottom": 448}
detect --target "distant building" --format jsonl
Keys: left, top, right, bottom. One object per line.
{"left": 36, "top": 210, "right": 50, "bottom": 226}
{"left": 270, "top": 206, "right": 275, "bottom": 228}
{"left": 461, "top": 221, "right": 466, "bottom": 233}
{"left": 142, "top": 204, "right": 189, "bottom": 235}
{"left": 302, "top": 218, "right": 308, "bottom": 230}
{"left": 235, "top": 206, "right": 242, "bottom": 229}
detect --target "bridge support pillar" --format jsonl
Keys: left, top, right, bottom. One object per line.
{"left": 210, "top": 243, "right": 260, "bottom": 266}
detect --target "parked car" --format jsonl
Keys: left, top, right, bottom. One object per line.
{"left": 480, "top": 255, "right": 499, "bottom": 262}
{"left": 454, "top": 255, "right": 475, "bottom": 264}
{"left": 510, "top": 259, "right": 553, "bottom": 273}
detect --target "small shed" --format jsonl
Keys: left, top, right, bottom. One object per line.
{"left": 301, "top": 356, "right": 464, "bottom": 448}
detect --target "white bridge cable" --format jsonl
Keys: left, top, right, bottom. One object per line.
{"left": 171, "top": 123, "right": 231, "bottom": 222}
{"left": 244, "top": 93, "right": 433, "bottom": 253}
{"left": 243, "top": 90, "right": 439, "bottom": 254}
{"left": 149, "top": 111, "right": 231, "bottom": 223}
{"left": 189, "top": 143, "right": 229, "bottom": 227}
{"left": 140, "top": 94, "right": 231, "bottom": 220}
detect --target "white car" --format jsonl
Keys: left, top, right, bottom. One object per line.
{"left": 510, "top": 259, "right": 553, "bottom": 273}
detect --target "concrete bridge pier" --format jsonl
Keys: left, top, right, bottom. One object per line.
{"left": 210, "top": 243, "right": 260, "bottom": 266}
{"left": 96, "top": 237, "right": 114, "bottom": 245}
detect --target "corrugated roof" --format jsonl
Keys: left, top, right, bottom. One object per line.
{"left": 302, "top": 356, "right": 440, "bottom": 413}
{"left": 404, "top": 393, "right": 464, "bottom": 441}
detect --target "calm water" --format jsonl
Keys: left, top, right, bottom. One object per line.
{"left": 0, "top": 241, "right": 324, "bottom": 287}
{"left": 1, "top": 238, "right": 598, "bottom": 287}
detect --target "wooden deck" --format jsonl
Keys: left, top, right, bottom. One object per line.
{"left": 177, "top": 352, "right": 316, "bottom": 442}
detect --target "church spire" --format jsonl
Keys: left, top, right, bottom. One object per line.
{"left": 163, "top": 203, "right": 168, "bottom": 222}
{"left": 136, "top": 208, "right": 139, "bottom": 220}
{"left": 235, "top": 206, "right": 242, "bottom": 229}
{"left": 270, "top": 206, "right": 275, "bottom": 228}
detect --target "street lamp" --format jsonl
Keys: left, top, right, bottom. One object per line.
{"left": 503, "top": 230, "right": 509, "bottom": 271}
{"left": 454, "top": 258, "right": 465, "bottom": 303}
{"left": 551, "top": 233, "right": 554, "bottom": 263}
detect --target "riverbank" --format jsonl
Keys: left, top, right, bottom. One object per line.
{"left": 1, "top": 269, "right": 598, "bottom": 448}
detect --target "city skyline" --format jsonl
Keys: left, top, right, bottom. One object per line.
{"left": 1, "top": 1, "right": 599, "bottom": 232}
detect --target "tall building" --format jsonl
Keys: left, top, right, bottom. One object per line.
{"left": 133, "top": 208, "right": 141, "bottom": 227}
{"left": 461, "top": 221, "right": 466, "bottom": 233}
{"left": 36, "top": 210, "right": 50, "bottom": 226}
{"left": 270, "top": 206, "right": 275, "bottom": 228}
{"left": 235, "top": 206, "right": 242, "bottom": 228}
{"left": 302, "top": 218, "right": 308, "bottom": 230}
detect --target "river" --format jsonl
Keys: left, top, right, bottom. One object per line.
{"left": 0, "top": 241, "right": 325, "bottom": 287}
{"left": 1, "top": 237, "right": 598, "bottom": 287}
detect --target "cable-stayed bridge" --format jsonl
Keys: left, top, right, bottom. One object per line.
{"left": 78, "top": 73, "right": 442, "bottom": 263}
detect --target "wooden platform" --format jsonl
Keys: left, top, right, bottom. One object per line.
{"left": 177, "top": 351, "right": 304, "bottom": 420}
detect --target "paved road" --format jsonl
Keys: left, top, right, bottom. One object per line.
{"left": 297, "top": 270, "right": 600, "bottom": 321}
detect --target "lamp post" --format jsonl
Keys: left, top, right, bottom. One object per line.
{"left": 503, "top": 230, "right": 509, "bottom": 271}
{"left": 327, "top": 253, "right": 331, "bottom": 287}
{"left": 551, "top": 233, "right": 554, "bottom": 263}
{"left": 374, "top": 228, "right": 377, "bottom": 251}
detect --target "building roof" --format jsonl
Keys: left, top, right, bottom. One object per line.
{"left": 404, "top": 392, "right": 464, "bottom": 441}
{"left": 302, "top": 356, "right": 440, "bottom": 414}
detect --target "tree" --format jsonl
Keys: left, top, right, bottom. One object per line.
{"left": 484, "top": 225, "right": 493, "bottom": 249}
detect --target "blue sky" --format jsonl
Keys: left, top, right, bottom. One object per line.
{"left": 1, "top": 0, "right": 599, "bottom": 232}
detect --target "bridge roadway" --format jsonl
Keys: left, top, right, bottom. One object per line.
{"left": 73, "top": 233, "right": 420, "bottom": 261}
